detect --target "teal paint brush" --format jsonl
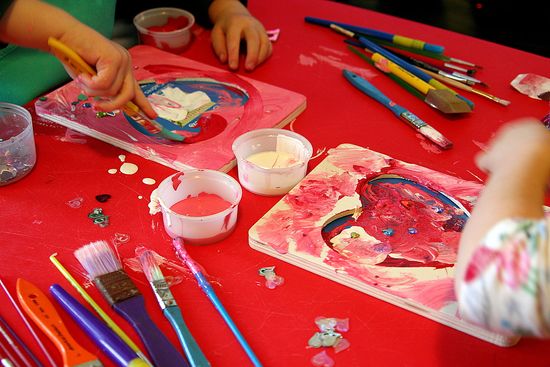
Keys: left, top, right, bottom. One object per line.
{"left": 74, "top": 241, "right": 189, "bottom": 367}
{"left": 137, "top": 248, "right": 210, "bottom": 367}
{"left": 343, "top": 69, "right": 453, "bottom": 149}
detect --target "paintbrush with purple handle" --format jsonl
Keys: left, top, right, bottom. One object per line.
{"left": 74, "top": 241, "right": 189, "bottom": 367}
{"left": 49, "top": 284, "right": 148, "bottom": 367}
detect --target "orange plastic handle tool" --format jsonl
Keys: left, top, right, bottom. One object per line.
{"left": 16, "top": 278, "right": 102, "bottom": 367}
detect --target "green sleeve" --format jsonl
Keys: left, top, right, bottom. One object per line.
{"left": 0, "top": 0, "right": 116, "bottom": 105}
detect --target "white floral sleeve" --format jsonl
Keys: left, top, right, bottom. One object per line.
{"left": 458, "top": 217, "right": 550, "bottom": 336}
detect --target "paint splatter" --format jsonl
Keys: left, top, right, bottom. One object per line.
{"left": 119, "top": 155, "right": 126, "bottom": 162}
{"left": 107, "top": 168, "right": 117, "bottom": 174}
{"left": 120, "top": 162, "right": 138, "bottom": 175}
{"left": 142, "top": 178, "right": 156, "bottom": 185}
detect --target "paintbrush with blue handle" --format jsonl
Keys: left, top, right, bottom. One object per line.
{"left": 172, "top": 238, "right": 263, "bottom": 367}
{"left": 343, "top": 69, "right": 452, "bottom": 149}
{"left": 137, "top": 248, "right": 210, "bottom": 367}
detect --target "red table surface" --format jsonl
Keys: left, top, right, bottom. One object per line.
{"left": 1, "top": 1, "right": 549, "bottom": 366}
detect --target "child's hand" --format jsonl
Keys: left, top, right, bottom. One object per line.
{"left": 58, "top": 29, "right": 157, "bottom": 118}
{"left": 476, "top": 118, "right": 550, "bottom": 176}
{"left": 209, "top": 1, "right": 272, "bottom": 71}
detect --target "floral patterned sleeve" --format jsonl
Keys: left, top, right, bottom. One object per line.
{"left": 458, "top": 217, "right": 550, "bottom": 337}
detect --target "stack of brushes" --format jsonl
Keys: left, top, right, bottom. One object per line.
{"left": 305, "top": 16, "right": 511, "bottom": 107}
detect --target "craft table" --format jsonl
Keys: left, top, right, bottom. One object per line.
{"left": 1, "top": 0, "right": 549, "bottom": 366}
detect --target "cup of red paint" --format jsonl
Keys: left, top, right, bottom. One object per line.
{"left": 155, "top": 170, "right": 242, "bottom": 245}
{"left": 133, "top": 7, "right": 195, "bottom": 54}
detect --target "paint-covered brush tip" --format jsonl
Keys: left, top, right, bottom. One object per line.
{"left": 74, "top": 240, "right": 122, "bottom": 279}
{"left": 425, "top": 90, "right": 472, "bottom": 114}
{"left": 137, "top": 249, "right": 164, "bottom": 283}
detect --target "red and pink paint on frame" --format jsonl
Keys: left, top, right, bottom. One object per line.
{"left": 249, "top": 144, "right": 519, "bottom": 346}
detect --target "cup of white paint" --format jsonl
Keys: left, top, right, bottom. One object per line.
{"left": 0, "top": 103, "right": 36, "bottom": 186}
{"left": 232, "top": 128, "right": 313, "bottom": 196}
{"left": 154, "top": 170, "right": 242, "bottom": 245}
{"left": 133, "top": 7, "right": 195, "bottom": 54}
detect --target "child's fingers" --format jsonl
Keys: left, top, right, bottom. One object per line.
{"left": 211, "top": 26, "right": 228, "bottom": 64}
{"left": 92, "top": 73, "right": 134, "bottom": 112}
{"left": 225, "top": 26, "right": 243, "bottom": 70}
{"left": 243, "top": 28, "right": 260, "bottom": 70}
{"left": 133, "top": 86, "right": 157, "bottom": 119}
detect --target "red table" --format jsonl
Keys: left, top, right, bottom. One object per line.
{"left": 1, "top": 1, "right": 549, "bottom": 366}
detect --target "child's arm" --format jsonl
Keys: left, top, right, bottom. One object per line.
{"left": 208, "top": 0, "right": 272, "bottom": 71}
{"left": 0, "top": 0, "right": 155, "bottom": 117}
{"left": 455, "top": 118, "right": 550, "bottom": 293}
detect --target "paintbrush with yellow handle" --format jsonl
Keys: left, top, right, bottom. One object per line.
{"left": 47, "top": 37, "right": 184, "bottom": 142}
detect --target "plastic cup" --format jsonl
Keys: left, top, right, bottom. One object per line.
{"left": 155, "top": 170, "right": 242, "bottom": 245}
{"left": 0, "top": 103, "right": 36, "bottom": 186}
{"left": 133, "top": 7, "right": 195, "bottom": 54}
{"left": 232, "top": 128, "right": 313, "bottom": 196}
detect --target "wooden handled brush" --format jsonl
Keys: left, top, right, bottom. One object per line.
{"left": 16, "top": 278, "right": 103, "bottom": 367}
{"left": 74, "top": 241, "right": 189, "bottom": 367}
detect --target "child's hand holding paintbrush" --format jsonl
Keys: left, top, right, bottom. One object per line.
{"left": 0, "top": 0, "right": 156, "bottom": 117}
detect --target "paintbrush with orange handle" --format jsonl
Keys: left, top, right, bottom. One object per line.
{"left": 16, "top": 278, "right": 103, "bottom": 367}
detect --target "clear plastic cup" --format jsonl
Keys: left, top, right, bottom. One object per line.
{"left": 155, "top": 170, "right": 242, "bottom": 245}
{"left": 133, "top": 7, "right": 195, "bottom": 54}
{"left": 0, "top": 103, "right": 36, "bottom": 186}
{"left": 232, "top": 128, "right": 313, "bottom": 196}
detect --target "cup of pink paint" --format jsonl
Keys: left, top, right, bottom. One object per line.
{"left": 133, "top": 7, "right": 195, "bottom": 54}
{"left": 232, "top": 128, "right": 313, "bottom": 196}
{"left": 155, "top": 170, "right": 242, "bottom": 245}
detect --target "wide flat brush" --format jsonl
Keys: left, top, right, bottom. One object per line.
{"left": 74, "top": 241, "right": 189, "bottom": 367}
{"left": 16, "top": 278, "right": 103, "bottom": 367}
{"left": 138, "top": 248, "right": 210, "bottom": 367}
{"left": 343, "top": 69, "right": 452, "bottom": 150}
{"left": 419, "top": 68, "right": 511, "bottom": 106}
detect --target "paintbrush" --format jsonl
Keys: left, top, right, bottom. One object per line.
{"left": 0, "top": 342, "right": 16, "bottom": 367}
{"left": 418, "top": 68, "right": 511, "bottom": 106}
{"left": 304, "top": 16, "right": 445, "bottom": 54}
{"left": 49, "top": 284, "right": 148, "bottom": 367}
{"left": 330, "top": 24, "right": 476, "bottom": 110}
{"left": 0, "top": 317, "right": 35, "bottom": 367}
{"left": 172, "top": 238, "right": 263, "bottom": 367}
{"left": 137, "top": 248, "right": 210, "bottom": 367}
{"left": 347, "top": 45, "right": 471, "bottom": 114}
{"left": 16, "top": 278, "right": 103, "bottom": 367}
{"left": 347, "top": 33, "right": 481, "bottom": 69}
{"left": 343, "top": 69, "right": 453, "bottom": 149}
{"left": 0, "top": 278, "right": 56, "bottom": 367}
{"left": 47, "top": 37, "right": 184, "bottom": 142}
{"left": 74, "top": 241, "right": 190, "bottom": 367}
{"left": 49, "top": 254, "right": 151, "bottom": 366}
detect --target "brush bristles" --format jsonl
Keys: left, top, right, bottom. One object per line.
{"left": 74, "top": 240, "right": 122, "bottom": 279}
{"left": 138, "top": 250, "right": 164, "bottom": 283}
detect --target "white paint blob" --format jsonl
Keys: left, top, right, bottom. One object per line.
{"left": 120, "top": 162, "right": 138, "bottom": 175}
{"left": 118, "top": 154, "right": 126, "bottom": 162}
{"left": 108, "top": 168, "right": 117, "bottom": 174}
{"left": 142, "top": 178, "right": 156, "bottom": 185}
